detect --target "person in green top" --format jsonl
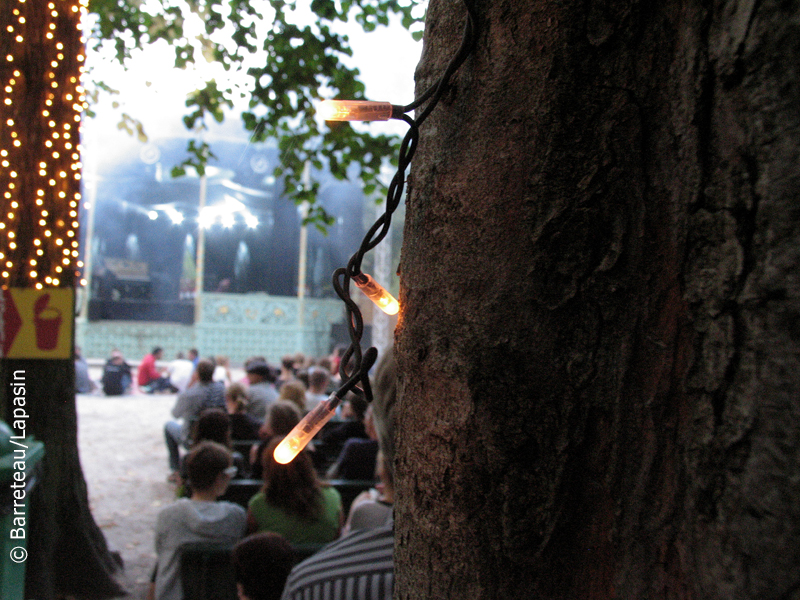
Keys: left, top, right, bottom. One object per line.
{"left": 246, "top": 437, "right": 343, "bottom": 545}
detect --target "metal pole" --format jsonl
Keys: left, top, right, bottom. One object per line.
{"left": 297, "top": 161, "right": 310, "bottom": 328}
{"left": 77, "top": 173, "right": 98, "bottom": 321}
{"left": 372, "top": 198, "right": 392, "bottom": 354}
{"left": 194, "top": 173, "right": 207, "bottom": 324}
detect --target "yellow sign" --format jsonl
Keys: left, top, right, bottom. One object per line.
{"left": 1, "top": 288, "right": 74, "bottom": 359}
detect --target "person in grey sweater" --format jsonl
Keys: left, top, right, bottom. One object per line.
{"left": 151, "top": 441, "right": 246, "bottom": 600}
{"left": 163, "top": 359, "right": 225, "bottom": 478}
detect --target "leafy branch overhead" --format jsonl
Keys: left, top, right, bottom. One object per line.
{"left": 85, "top": 0, "right": 425, "bottom": 223}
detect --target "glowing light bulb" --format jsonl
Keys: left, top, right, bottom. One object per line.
{"left": 274, "top": 393, "right": 341, "bottom": 464}
{"left": 319, "top": 100, "right": 394, "bottom": 122}
{"left": 353, "top": 272, "right": 400, "bottom": 315}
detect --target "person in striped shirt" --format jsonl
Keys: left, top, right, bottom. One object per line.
{"left": 280, "top": 348, "right": 398, "bottom": 600}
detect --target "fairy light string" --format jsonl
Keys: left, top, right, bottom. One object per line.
{"left": 275, "top": 0, "right": 477, "bottom": 463}
{"left": 0, "top": 0, "right": 88, "bottom": 289}
{"left": 334, "top": 0, "right": 477, "bottom": 397}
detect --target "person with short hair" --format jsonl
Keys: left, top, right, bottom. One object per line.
{"left": 138, "top": 346, "right": 173, "bottom": 393}
{"left": 245, "top": 358, "right": 279, "bottom": 422}
{"left": 151, "top": 441, "right": 246, "bottom": 600}
{"left": 232, "top": 532, "right": 296, "bottom": 600}
{"left": 164, "top": 359, "right": 226, "bottom": 480}
{"left": 193, "top": 408, "right": 233, "bottom": 448}
{"left": 304, "top": 366, "right": 331, "bottom": 412}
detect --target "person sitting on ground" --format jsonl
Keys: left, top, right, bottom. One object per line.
{"left": 250, "top": 401, "right": 302, "bottom": 480}
{"left": 246, "top": 437, "right": 342, "bottom": 545}
{"left": 280, "top": 347, "right": 397, "bottom": 600}
{"left": 167, "top": 351, "right": 195, "bottom": 394}
{"left": 304, "top": 366, "right": 330, "bottom": 412}
{"left": 138, "top": 346, "right": 174, "bottom": 393}
{"left": 244, "top": 358, "right": 279, "bottom": 422}
{"left": 164, "top": 359, "right": 226, "bottom": 481}
{"left": 150, "top": 441, "right": 246, "bottom": 600}
{"left": 232, "top": 532, "right": 296, "bottom": 600}
{"left": 225, "top": 383, "right": 261, "bottom": 441}
{"left": 276, "top": 380, "right": 307, "bottom": 415}
{"left": 325, "top": 404, "right": 379, "bottom": 481}
{"left": 75, "top": 346, "right": 96, "bottom": 394}
{"left": 101, "top": 349, "right": 132, "bottom": 396}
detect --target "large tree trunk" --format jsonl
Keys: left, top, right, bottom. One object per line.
{"left": 0, "top": 361, "right": 124, "bottom": 600}
{"left": 395, "top": 1, "right": 799, "bottom": 598}
{"left": 1, "top": 0, "right": 125, "bottom": 596}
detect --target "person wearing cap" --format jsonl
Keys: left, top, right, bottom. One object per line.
{"left": 244, "top": 358, "right": 278, "bottom": 422}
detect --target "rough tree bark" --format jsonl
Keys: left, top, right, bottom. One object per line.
{"left": 0, "top": 0, "right": 125, "bottom": 597}
{"left": 0, "top": 361, "right": 124, "bottom": 600}
{"left": 395, "top": 1, "right": 799, "bottom": 599}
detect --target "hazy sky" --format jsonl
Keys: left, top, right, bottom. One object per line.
{"left": 82, "top": 9, "right": 424, "bottom": 154}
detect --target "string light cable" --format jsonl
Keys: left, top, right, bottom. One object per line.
{"left": 274, "top": 0, "right": 478, "bottom": 463}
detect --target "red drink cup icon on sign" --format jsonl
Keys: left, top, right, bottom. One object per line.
{"left": 33, "top": 293, "right": 62, "bottom": 351}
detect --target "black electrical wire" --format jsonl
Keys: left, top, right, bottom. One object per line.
{"left": 331, "top": 0, "right": 478, "bottom": 403}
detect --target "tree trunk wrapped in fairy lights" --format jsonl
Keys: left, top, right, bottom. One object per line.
{"left": 1, "top": 0, "right": 124, "bottom": 597}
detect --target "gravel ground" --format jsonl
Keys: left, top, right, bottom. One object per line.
{"left": 77, "top": 391, "right": 178, "bottom": 599}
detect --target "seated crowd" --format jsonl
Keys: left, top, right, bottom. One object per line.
{"left": 144, "top": 344, "right": 396, "bottom": 600}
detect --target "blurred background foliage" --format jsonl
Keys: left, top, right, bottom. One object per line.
{"left": 84, "top": 0, "right": 425, "bottom": 227}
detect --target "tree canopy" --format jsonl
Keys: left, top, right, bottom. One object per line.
{"left": 84, "top": 0, "right": 425, "bottom": 225}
